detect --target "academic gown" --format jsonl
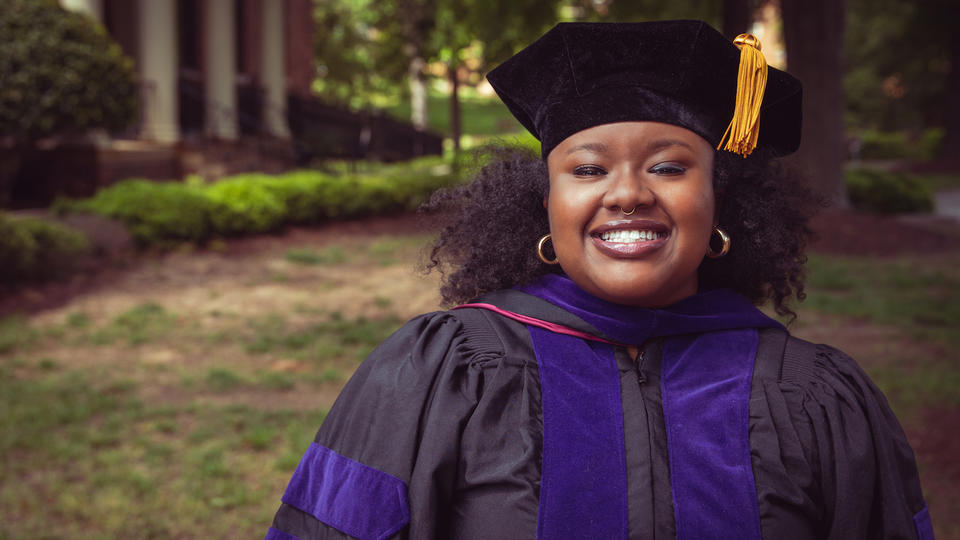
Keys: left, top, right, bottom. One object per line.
{"left": 267, "top": 287, "right": 933, "bottom": 540}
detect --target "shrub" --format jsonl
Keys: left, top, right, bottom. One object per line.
{"left": 54, "top": 180, "right": 213, "bottom": 246}
{"left": 0, "top": 0, "right": 137, "bottom": 140}
{"left": 0, "top": 213, "right": 90, "bottom": 284}
{"left": 846, "top": 168, "right": 934, "bottom": 214}
{"left": 259, "top": 171, "right": 339, "bottom": 224}
{"left": 204, "top": 178, "right": 287, "bottom": 235}
{"left": 856, "top": 128, "right": 943, "bottom": 161}
{"left": 55, "top": 156, "right": 465, "bottom": 247}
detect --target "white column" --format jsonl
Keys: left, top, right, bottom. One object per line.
{"left": 261, "top": 0, "right": 290, "bottom": 138}
{"left": 60, "top": 0, "right": 103, "bottom": 20}
{"left": 137, "top": 0, "right": 180, "bottom": 143}
{"left": 204, "top": 0, "right": 238, "bottom": 140}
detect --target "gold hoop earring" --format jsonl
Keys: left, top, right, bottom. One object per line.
{"left": 536, "top": 234, "right": 559, "bottom": 265}
{"left": 619, "top": 206, "right": 636, "bottom": 216}
{"left": 706, "top": 226, "right": 731, "bottom": 258}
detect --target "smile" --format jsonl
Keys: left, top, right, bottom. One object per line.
{"left": 589, "top": 220, "right": 670, "bottom": 258}
{"left": 599, "top": 229, "right": 667, "bottom": 243}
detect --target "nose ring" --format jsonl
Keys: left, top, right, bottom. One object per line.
{"left": 619, "top": 206, "right": 637, "bottom": 216}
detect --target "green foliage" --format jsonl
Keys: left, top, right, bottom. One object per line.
{"left": 313, "top": 0, "right": 405, "bottom": 108}
{"left": 205, "top": 178, "right": 287, "bottom": 235}
{"left": 0, "top": 213, "right": 90, "bottom": 283}
{"left": 57, "top": 156, "right": 462, "bottom": 247}
{"left": 855, "top": 128, "right": 943, "bottom": 161}
{"left": 55, "top": 180, "right": 214, "bottom": 246}
{"left": 0, "top": 0, "right": 137, "bottom": 140}
{"left": 845, "top": 0, "right": 957, "bottom": 131}
{"left": 845, "top": 168, "right": 934, "bottom": 214}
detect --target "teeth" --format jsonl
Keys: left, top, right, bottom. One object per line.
{"left": 600, "top": 230, "right": 665, "bottom": 243}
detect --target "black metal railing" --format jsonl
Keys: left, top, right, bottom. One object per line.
{"left": 286, "top": 95, "right": 443, "bottom": 164}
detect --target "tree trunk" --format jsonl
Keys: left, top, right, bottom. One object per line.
{"left": 408, "top": 55, "right": 428, "bottom": 130}
{"left": 448, "top": 60, "right": 461, "bottom": 154}
{"left": 937, "top": 12, "right": 960, "bottom": 166}
{"left": 0, "top": 145, "right": 24, "bottom": 209}
{"left": 781, "top": 0, "right": 848, "bottom": 208}
{"left": 722, "top": 0, "right": 755, "bottom": 39}
{"left": 408, "top": 55, "right": 428, "bottom": 155}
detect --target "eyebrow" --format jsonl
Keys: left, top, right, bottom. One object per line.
{"left": 645, "top": 138, "right": 693, "bottom": 152}
{"left": 565, "top": 142, "right": 609, "bottom": 155}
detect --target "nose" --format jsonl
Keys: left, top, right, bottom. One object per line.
{"left": 602, "top": 167, "right": 655, "bottom": 213}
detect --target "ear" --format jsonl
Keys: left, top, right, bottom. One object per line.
{"left": 542, "top": 197, "right": 548, "bottom": 209}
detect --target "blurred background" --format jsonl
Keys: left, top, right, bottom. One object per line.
{"left": 1, "top": 0, "right": 957, "bottom": 538}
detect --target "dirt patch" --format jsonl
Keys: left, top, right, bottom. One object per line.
{"left": 906, "top": 407, "right": 960, "bottom": 539}
{"left": 0, "top": 213, "right": 442, "bottom": 318}
{"left": 810, "top": 209, "right": 960, "bottom": 256}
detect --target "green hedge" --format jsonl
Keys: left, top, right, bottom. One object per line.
{"left": 846, "top": 168, "right": 934, "bottom": 214}
{"left": 56, "top": 157, "right": 460, "bottom": 247}
{"left": 54, "top": 180, "right": 214, "bottom": 246}
{"left": 0, "top": 213, "right": 90, "bottom": 284}
{"left": 855, "top": 128, "right": 943, "bottom": 161}
{"left": 0, "top": 0, "right": 137, "bottom": 140}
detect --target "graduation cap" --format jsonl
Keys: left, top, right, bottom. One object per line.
{"left": 486, "top": 20, "right": 802, "bottom": 159}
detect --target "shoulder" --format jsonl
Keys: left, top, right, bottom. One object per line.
{"left": 350, "top": 308, "right": 512, "bottom": 384}
{"left": 754, "top": 329, "right": 907, "bottom": 439}
{"left": 755, "top": 328, "right": 871, "bottom": 391}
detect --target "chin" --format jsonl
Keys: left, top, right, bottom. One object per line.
{"left": 591, "top": 282, "right": 674, "bottom": 307}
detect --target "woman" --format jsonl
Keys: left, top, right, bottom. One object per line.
{"left": 267, "top": 21, "right": 932, "bottom": 540}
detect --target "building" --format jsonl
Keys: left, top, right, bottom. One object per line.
{"left": 60, "top": 0, "right": 314, "bottom": 146}
{"left": 9, "top": 0, "right": 441, "bottom": 207}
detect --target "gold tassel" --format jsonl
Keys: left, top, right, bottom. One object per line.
{"left": 716, "top": 33, "right": 768, "bottom": 157}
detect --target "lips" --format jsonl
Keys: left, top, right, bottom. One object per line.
{"left": 590, "top": 219, "right": 669, "bottom": 258}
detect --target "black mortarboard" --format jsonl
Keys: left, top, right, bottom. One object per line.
{"left": 486, "top": 20, "right": 802, "bottom": 158}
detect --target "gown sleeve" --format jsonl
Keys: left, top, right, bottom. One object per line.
{"left": 790, "top": 342, "right": 934, "bottom": 540}
{"left": 267, "top": 311, "right": 488, "bottom": 540}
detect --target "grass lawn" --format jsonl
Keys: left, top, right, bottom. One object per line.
{"left": 386, "top": 88, "right": 525, "bottom": 137}
{"left": 0, "top": 218, "right": 957, "bottom": 538}
{"left": 0, "top": 226, "right": 437, "bottom": 538}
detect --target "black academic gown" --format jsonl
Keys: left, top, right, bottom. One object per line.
{"left": 268, "top": 289, "right": 931, "bottom": 540}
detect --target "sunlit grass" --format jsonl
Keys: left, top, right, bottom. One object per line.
{"left": 87, "top": 302, "right": 177, "bottom": 346}
{"left": 284, "top": 246, "right": 347, "bottom": 265}
{"left": 802, "top": 253, "right": 960, "bottom": 344}
{"left": 0, "top": 367, "right": 325, "bottom": 538}
{"left": 386, "top": 88, "right": 524, "bottom": 137}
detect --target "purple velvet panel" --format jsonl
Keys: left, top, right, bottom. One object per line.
{"left": 529, "top": 326, "right": 628, "bottom": 540}
{"left": 264, "top": 527, "right": 301, "bottom": 540}
{"left": 661, "top": 330, "right": 762, "bottom": 540}
{"left": 914, "top": 505, "right": 936, "bottom": 540}
{"left": 519, "top": 274, "right": 780, "bottom": 345}
{"left": 282, "top": 443, "right": 410, "bottom": 540}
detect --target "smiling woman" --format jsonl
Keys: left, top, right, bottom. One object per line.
{"left": 546, "top": 122, "right": 716, "bottom": 307}
{"left": 267, "top": 21, "right": 933, "bottom": 540}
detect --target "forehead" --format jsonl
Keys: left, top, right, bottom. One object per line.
{"left": 548, "top": 121, "right": 713, "bottom": 161}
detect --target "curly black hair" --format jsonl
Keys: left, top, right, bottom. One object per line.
{"left": 421, "top": 144, "right": 820, "bottom": 317}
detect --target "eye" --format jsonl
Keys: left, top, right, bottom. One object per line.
{"left": 649, "top": 162, "right": 687, "bottom": 176}
{"left": 573, "top": 164, "right": 607, "bottom": 177}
